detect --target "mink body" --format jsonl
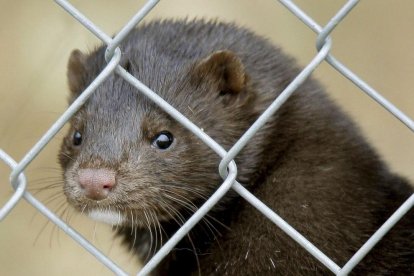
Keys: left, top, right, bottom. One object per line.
{"left": 60, "top": 20, "right": 413, "bottom": 275}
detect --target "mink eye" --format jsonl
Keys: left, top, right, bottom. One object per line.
{"left": 151, "top": 131, "right": 174, "bottom": 150}
{"left": 73, "top": 131, "right": 83, "bottom": 146}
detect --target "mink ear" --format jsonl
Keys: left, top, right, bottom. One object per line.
{"left": 67, "top": 49, "right": 87, "bottom": 96}
{"left": 194, "top": 50, "right": 246, "bottom": 96}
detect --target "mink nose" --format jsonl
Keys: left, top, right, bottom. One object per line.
{"left": 78, "top": 168, "right": 116, "bottom": 200}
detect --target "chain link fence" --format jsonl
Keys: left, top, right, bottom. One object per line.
{"left": 1, "top": 0, "right": 413, "bottom": 275}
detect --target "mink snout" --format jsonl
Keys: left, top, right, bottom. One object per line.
{"left": 77, "top": 168, "right": 116, "bottom": 200}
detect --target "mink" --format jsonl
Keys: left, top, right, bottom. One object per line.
{"left": 59, "top": 20, "right": 413, "bottom": 275}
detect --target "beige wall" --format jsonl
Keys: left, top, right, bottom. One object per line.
{"left": 0, "top": 1, "right": 413, "bottom": 275}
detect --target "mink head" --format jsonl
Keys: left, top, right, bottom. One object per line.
{"left": 59, "top": 38, "right": 259, "bottom": 227}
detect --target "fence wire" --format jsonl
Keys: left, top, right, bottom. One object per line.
{"left": 1, "top": 0, "right": 413, "bottom": 275}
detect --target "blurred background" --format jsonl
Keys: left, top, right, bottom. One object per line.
{"left": 0, "top": 0, "right": 413, "bottom": 275}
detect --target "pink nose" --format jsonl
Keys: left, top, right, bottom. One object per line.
{"left": 78, "top": 168, "right": 116, "bottom": 200}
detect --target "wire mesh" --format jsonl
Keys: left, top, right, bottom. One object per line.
{"left": 0, "top": 0, "right": 413, "bottom": 275}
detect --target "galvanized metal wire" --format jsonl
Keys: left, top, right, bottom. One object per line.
{"left": 0, "top": 0, "right": 413, "bottom": 275}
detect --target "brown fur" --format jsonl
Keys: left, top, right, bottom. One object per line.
{"left": 59, "top": 19, "right": 413, "bottom": 275}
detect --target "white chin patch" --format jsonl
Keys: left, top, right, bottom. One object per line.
{"left": 88, "top": 210, "right": 125, "bottom": 225}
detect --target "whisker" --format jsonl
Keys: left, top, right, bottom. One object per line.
{"left": 66, "top": 206, "right": 76, "bottom": 225}
{"left": 59, "top": 152, "right": 76, "bottom": 162}
{"left": 29, "top": 182, "right": 63, "bottom": 192}
{"left": 158, "top": 184, "right": 209, "bottom": 200}
{"left": 161, "top": 202, "right": 201, "bottom": 276}
{"left": 159, "top": 186, "right": 229, "bottom": 238}
{"left": 111, "top": 206, "right": 120, "bottom": 233}
{"left": 93, "top": 220, "right": 98, "bottom": 244}
{"left": 38, "top": 192, "right": 66, "bottom": 206}
{"left": 33, "top": 217, "right": 51, "bottom": 247}
{"left": 80, "top": 203, "right": 88, "bottom": 217}
{"left": 149, "top": 210, "right": 158, "bottom": 258}
{"left": 133, "top": 223, "right": 138, "bottom": 251}
{"left": 143, "top": 209, "right": 154, "bottom": 262}
{"left": 51, "top": 203, "right": 68, "bottom": 248}
{"left": 130, "top": 209, "right": 135, "bottom": 235}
